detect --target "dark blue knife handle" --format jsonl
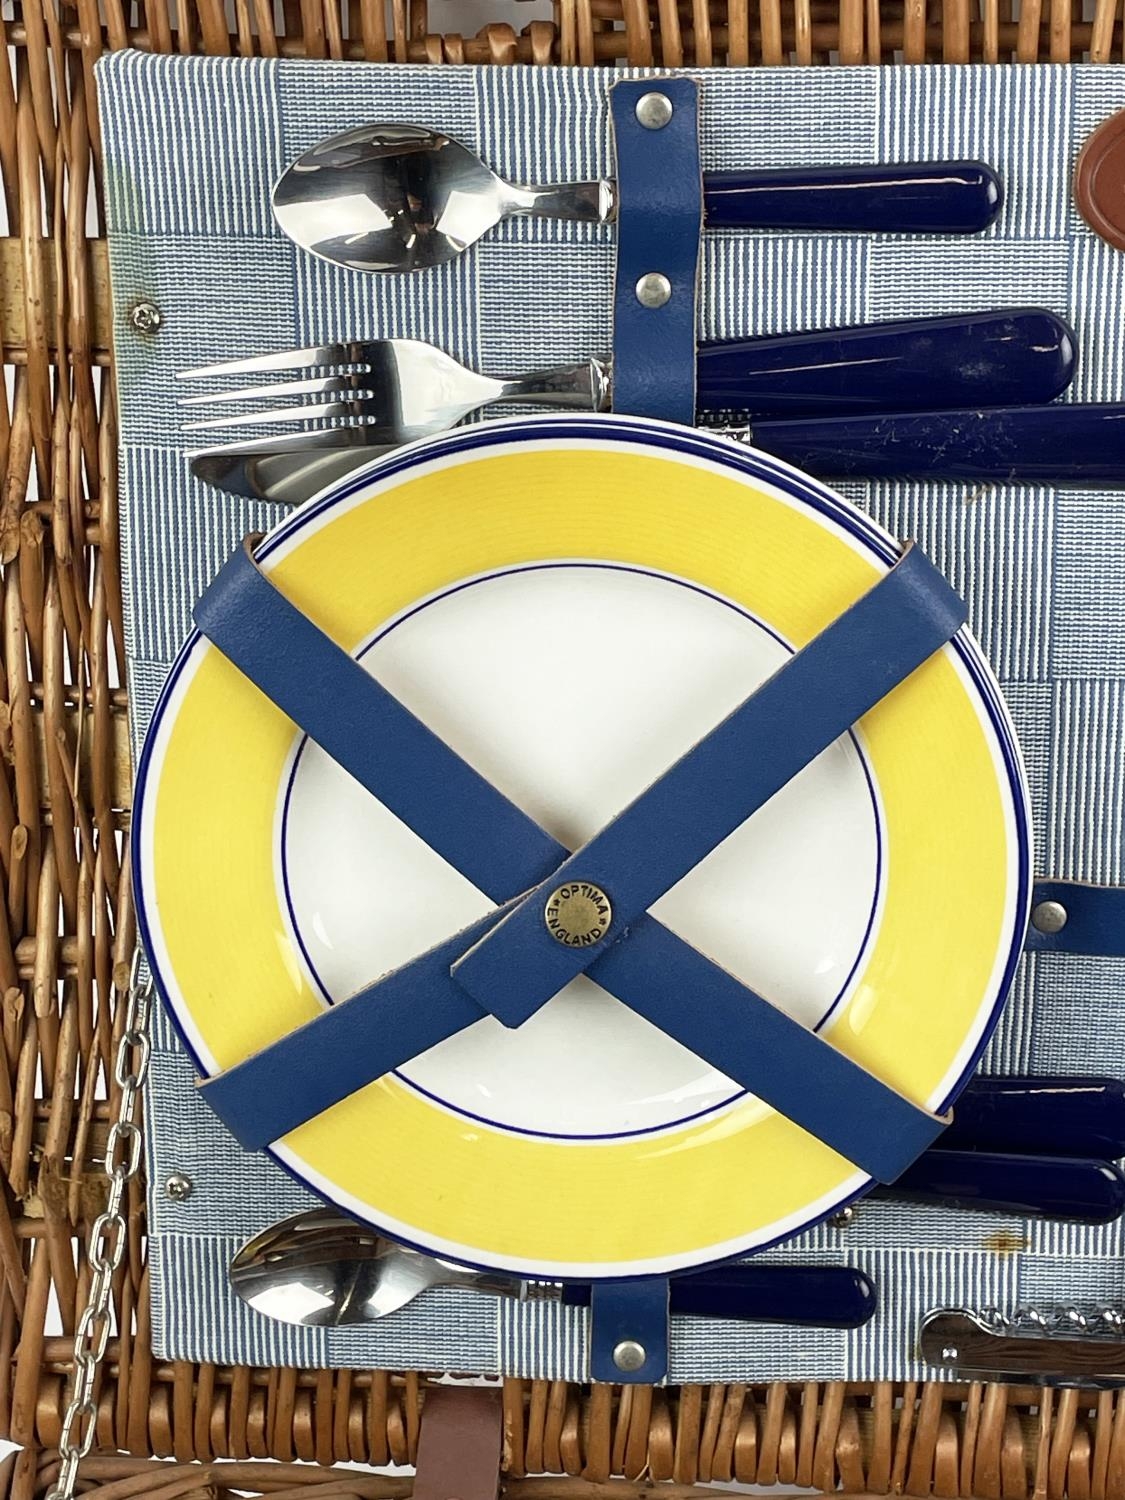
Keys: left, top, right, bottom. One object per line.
{"left": 560, "top": 1265, "right": 877, "bottom": 1328}
{"left": 753, "top": 403, "right": 1125, "bottom": 485}
{"left": 703, "top": 161, "right": 1001, "bottom": 234}
{"left": 888, "top": 1151, "right": 1125, "bottom": 1223}
{"left": 949, "top": 1076, "right": 1125, "bottom": 1160}
{"left": 695, "top": 308, "right": 1075, "bottom": 419}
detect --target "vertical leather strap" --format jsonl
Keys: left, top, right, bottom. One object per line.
{"left": 609, "top": 77, "right": 702, "bottom": 424}
{"left": 589, "top": 1278, "right": 672, "bottom": 1385}
{"left": 413, "top": 1386, "right": 503, "bottom": 1500}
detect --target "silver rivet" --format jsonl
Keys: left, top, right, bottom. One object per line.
{"left": 635, "top": 91, "right": 673, "bottom": 130}
{"left": 635, "top": 273, "right": 672, "bottom": 309}
{"left": 613, "top": 1339, "right": 647, "bottom": 1373}
{"left": 941, "top": 1345, "right": 959, "bottom": 1361}
{"left": 829, "top": 1206, "right": 855, "bottom": 1230}
{"left": 130, "top": 300, "right": 163, "bottom": 335}
{"left": 165, "top": 1172, "right": 193, "bottom": 1201}
{"left": 1031, "top": 899, "right": 1068, "bottom": 934}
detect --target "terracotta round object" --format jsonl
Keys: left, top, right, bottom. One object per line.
{"left": 1075, "top": 109, "right": 1125, "bottom": 252}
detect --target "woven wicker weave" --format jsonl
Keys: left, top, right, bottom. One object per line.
{"left": 1, "top": 2, "right": 1123, "bottom": 1495}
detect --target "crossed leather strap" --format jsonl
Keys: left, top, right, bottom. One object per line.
{"left": 194, "top": 535, "right": 968, "bottom": 1182}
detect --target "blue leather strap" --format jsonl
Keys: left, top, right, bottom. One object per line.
{"left": 200, "top": 902, "right": 520, "bottom": 1149}
{"left": 1026, "top": 880, "right": 1125, "bottom": 955}
{"left": 203, "top": 897, "right": 947, "bottom": 1176}
{"left": 196, "top": 541, "right": 952, "bottom": 1177}
{"left": 588, "top": 915, "right": 948, "bottom": 1181}
{"left": 588, "top": 1279, "right": 671, "bottom": 1384}
{"left": 193, "top": 539, "right": 563, "bottom": 905}
{"left": 598, "top": 78, "right": 733, "bottom": 1387}
{"left": 609, "top": 78, "right": 701, "bottom": 425}
{"left": 452, "top": 545, "right": 966, "bottom": 1025}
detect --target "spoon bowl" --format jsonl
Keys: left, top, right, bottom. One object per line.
{"left": 272, "top": 123, "right": 609, "bottom": 274}
{"left": 230, "top": 1209, "right": 523, "bottom": 1326}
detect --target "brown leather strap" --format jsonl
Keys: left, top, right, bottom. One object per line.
{"left": 413, "top": 1386, "right": 503, "bottom": 1500}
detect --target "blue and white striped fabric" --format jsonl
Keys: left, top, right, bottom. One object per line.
{"left": 97, "top": 50, "right": 1125, "bottom": 1380}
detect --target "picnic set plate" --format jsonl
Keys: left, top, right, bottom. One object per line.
{"left": 132, "top": 413, "right": 1032, "bottom": 1280}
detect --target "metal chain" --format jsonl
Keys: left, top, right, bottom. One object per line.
{"left": 46, "top": 950, "right": 154, "bottom": 1500}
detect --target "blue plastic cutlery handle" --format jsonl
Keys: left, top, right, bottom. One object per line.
{"left": 560, "top": 1265, "right": 877, "bottom": 1328}
{"left": 888, "top": 1151, "right": 1125, "bottom": 1223}
{"left": 752, "top": 403, "right": 1125, "bottom": 484}
{"left": 702, "top": 160, "right": 1001, "bottom": 233}
{"left": 695, "top": 308, "right": 1075, "bottom": 418}
{"left": 948, "top": 1076, "right": 1125, "bottom": 1159}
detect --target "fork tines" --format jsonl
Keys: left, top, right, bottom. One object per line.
{"left": 178, "top": 343, "right": 376, "bottom": 433}
{"left": 178, "top": 343, "right": 372, "bottom": 381}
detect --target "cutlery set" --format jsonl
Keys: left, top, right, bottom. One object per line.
{"left": 183, "top": 123, "right": 1113, "bottom": 503}
{"left": 235, "top": 1208, "right": 1125, "bottom": 1353}
{"left": 181, "top": 308, "right": 1078, "bottom": 503}
{"left": 177, "top": 118, "right": 1124, "bottom": 1369}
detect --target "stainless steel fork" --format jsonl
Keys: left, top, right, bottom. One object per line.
{"left": 180, "top": 339, "right": 611, "bottom": 452}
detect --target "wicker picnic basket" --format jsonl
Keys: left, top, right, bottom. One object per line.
{"left": 1, "top": 1, "right": 1123, "bottom": 1496}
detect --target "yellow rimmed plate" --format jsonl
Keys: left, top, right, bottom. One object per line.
{"left": 134, "top": 414, "right": 1032, "bottom": 1279}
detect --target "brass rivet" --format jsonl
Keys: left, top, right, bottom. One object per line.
{"left": 544, "top": 882, "right": 612, "bottom": 948}
{"left": 635, "top": 92, "right": 673, "bottom": 130}
{"left": 1031, "top": 899, "right": 1068, "bottom": 934}
{"left": 613, "top": 1339, "right": 647, "bottom": 1372}
{"left": 635, "top": 272, "right": 672, "bottom": 309}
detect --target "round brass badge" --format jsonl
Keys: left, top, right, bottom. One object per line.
{"left": 544, "top": 882, "right": 613, "bottom": 947}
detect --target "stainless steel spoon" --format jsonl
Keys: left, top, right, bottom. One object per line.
{"left": 229, "top": 1209, "right": 880, "bottom": 1329}
{"left": 272, "top": 124, "right": 1002, "bottom": 274}
{"left": 232, "top": 1210, "right": 541, "bottom": 1325}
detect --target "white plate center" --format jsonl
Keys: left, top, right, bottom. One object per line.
{"left": 280, "top": 562, "right": 882, "bottom": 1140}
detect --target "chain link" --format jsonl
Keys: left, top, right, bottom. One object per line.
{"left": 46, "top": 955, "right": 154, "bottom": 1500}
